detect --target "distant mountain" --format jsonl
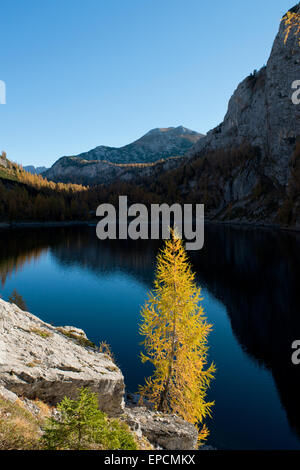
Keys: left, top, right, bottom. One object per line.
{"left": 61, "top": 126, "right": 203, "bottom": 165}
{"left": 44, "top": 126, "right": 204, "bottom": 184}
{"left": 44, "top": 155, "right": 183, "bottom": 186}
{"left": 24, "top": 165, "right": 48, "bottom": 175}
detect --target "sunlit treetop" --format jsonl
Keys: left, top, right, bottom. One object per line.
{"left": 281, "top": 11, "right": 300, "bottom": 45}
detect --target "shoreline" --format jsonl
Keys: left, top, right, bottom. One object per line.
{"left": 0, "top": 219, "right": 299, "bottom": 233}
{"left": 0, "top": 221, "right": 95, "bottom": 228}
{"left": 204, "top": 219, "right": 300, "bottom": 233}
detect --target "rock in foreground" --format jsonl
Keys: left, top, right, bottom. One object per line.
{"left": 124, "top": 406, "right": 198, "bottom": 450}
{"left": 0, "top": 299, "right": 124, "bottom": 416}
{"left": 0, "top": 298, "right": 199, "bottom": 450}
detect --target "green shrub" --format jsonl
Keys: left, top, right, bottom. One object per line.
{"left": 56, "top": 328, "right": 96, "bottom": 349}
{"left": 42, "top": 387, "right": 137, "bottom": 450}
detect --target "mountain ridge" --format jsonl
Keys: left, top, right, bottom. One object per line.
{"left": 44, "top": 126, "right": 203, "bottom": 184}
{"left": 23, "top": 165, "right": 48, "bottom": 175}
{"left": 60, "top": 126, "right": 203, "bottom": 165}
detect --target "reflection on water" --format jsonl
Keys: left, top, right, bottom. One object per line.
{"left": 0, "top": 224, "right": 300, "bottom": 450}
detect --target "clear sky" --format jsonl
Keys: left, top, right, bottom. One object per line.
{"left": 0, "top": 0, "right": 295, "bottom": 167}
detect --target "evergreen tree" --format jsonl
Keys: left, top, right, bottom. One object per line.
{"left": 139, "top": 229, "right": 215, "bottom": 444}
{"left": 42, "top": 387, "right": 137, "bottom": 450}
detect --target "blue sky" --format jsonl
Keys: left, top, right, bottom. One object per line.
{"left": 0, "top": 0, "right": 295, "bottom": 167}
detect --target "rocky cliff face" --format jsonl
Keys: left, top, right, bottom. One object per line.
{"left": 190, "top": 3, "right": 300, "bottom": 187}
{"left": 0, "top": 298, "right": 198, "bottom": 450}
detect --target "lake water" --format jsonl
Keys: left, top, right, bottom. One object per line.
{"left": 1, "top": 224, "right": 300, "bottom": 450}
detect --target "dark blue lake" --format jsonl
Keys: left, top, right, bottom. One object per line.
{"left": 1, "top": 224, "right": 300, "bottom": 450}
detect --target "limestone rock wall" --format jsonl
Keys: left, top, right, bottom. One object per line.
{"left": 190, "top": 3, "right": 300, "bottom": 187}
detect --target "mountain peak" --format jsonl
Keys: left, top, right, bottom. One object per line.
{"left": 60, "top": 126, "right": 204, "bottom": 165}
{"left": 145, "top": 126, "right": 199, "bottom": 136}
{"left": 288, "top": 2, "right": 300, "bottom": 15}
{"left": 23, "top": 165, "right": 48, "bottom": 175}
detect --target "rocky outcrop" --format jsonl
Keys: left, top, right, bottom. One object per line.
{"left": 0, "top": 299, "right": 124, "bottom": 416}
{"left": 0, "top": 156, "right": 8, "bottom": 169}
{"left": 190, "top": 3, "right": 300, "bottom": 188}
{"left": 124, "top": 406, "right": 198, "bottom": 450}
{"left": 0, "top": 298, "right": 199, "bottom": 450}
{"left": 0, "top": 385, "right": 18, "bottom": 404}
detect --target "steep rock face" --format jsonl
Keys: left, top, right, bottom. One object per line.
{"left": 0, "top": 299, "right": 124, "bottom": 416}
{"left": 65, "top": 126, "right": 203, "bottom": 165}
{"left": 190, "top": 3, "right": 300, "bottom": 187}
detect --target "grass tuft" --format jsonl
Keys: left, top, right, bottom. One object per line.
{"left": 56, "top": 328, "right": 96, "bottom": 349}
{"left": 30, "top": 327, "right": 51, "bottom": 338}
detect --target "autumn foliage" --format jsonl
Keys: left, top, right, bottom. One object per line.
{"left": 282, "top": 10, "right": 300, "bottom": 45}
{"left": 139, "top": 230, "right": 215, "bottom": 444}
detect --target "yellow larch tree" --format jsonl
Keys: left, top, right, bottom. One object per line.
{"left": 139, "top": 229, "right": 215, "bottom": 444}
